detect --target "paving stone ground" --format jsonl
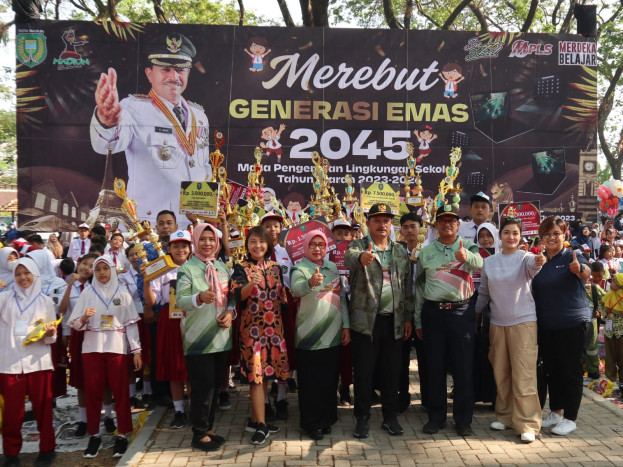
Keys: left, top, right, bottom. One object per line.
{"left": 128, "top": 359, "right": 623, "bottom": 466}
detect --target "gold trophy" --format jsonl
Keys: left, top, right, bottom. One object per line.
{"left": 208, "top": 131, "right": 225, "bottom": 183}
{"left": 352, "top": 203, "right": 368, "bottom": 237}
{"left": 404, "top": 142, "right": 425, "bottom": 207}
{"left": 114, "top": 178, "right": 176, "bottom": 282}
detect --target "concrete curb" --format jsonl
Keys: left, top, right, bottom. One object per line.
{"left": 582, "top": 385, "right": 623, "bottom": 417}
{"left": 116, "top": 406, "right": 167, "bottom": 467}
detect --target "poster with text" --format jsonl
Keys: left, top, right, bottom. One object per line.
{"left": 15, "top": 22, "right": 598, "bottom": 230}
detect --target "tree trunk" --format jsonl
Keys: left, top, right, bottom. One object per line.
{"left": 521, "top": 0, "right": 539, "bottom": 32}
{"left": 441, "top": 0, "right": 473, "bottom": 30}
{"left": 151, "top": 0, "right": 168, "bottom": 23}
{"left": 404, "top": 0, "right": 413, "bottom": 29}
{"left": 299, "top": 0, "right": 313, "bottom": 26}
{"left": 310, "top": 0, "right": 329, "bottom": 26}
{"left": 598, "top": 66, "right": 623, "bottom": 180}
{"left": 383, "top": 0, "right": 402, "bottom": 28}
{"left": 237, "top": 0, "right": 244, "bottom": 26}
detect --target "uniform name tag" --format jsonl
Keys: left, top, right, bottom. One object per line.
{"left": 14, "top": 320, "right": 28, "bottom": 337}
{"left": 101, "top": 315, "right": 113, "bottom": 330}
{"left": 155, "top": 126, "right": 173, "bottom": 134}
{"left": 606, "top": 319, "right": 614, "bottom": 332}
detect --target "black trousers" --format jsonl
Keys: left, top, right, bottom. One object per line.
{"left": 398, "top": 336, "right": 413, "bottom": 407}
{"left": 412, "top": 333, "right": 429, "bottom": 408}
{"left": 351, "top": 315, "right": 402, "bottom": 420}
{"left": 538, "top": 323, "right": 588, "bottom": 421}
{"left": 185, "top": 351, "right": 230, "bottom": 434}
{"left": 422, "top": 301, "right": 474, "bottom": 426}
{"left": 296, "top": 346, "right": 340, "bottom": 430}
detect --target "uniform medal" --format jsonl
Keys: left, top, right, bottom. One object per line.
{"left": 189, "top": 157, "right": 195, "bottom": 168}
{"left": 159, "top": 140, "right": 172, "bottom": 161}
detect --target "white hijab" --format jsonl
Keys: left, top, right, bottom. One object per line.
{"left": 13, "top": 257, "right": 42, "bottom": 303}
{"left": 27, "top": 249, "right": 66, "bottom": 294}
{"left": 476, "top": 222, "right": 501, "bottom": 254}
{"left": 0, "top": 247, "right": 17, "bottom": 284}
{"left": 92, "top": 256, "right": 119, "bottom": 302}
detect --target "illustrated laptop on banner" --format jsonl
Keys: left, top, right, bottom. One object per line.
{"left": 517, "top": 148, "right": 567, "bottom": 195}
{"left": 470, "top": 91, "right": 533, "bottom": 143}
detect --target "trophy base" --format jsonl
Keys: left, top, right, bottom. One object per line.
{"left": 142, "top": 255, "right": 178, "bottom": 282}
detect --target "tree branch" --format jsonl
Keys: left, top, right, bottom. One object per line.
{"left": 441, "top": 0, "right": 473, "bottom": 30}
{"left": 468, "top": 2, "right": 488, "bottom": 33}
{"left": 404, "top": 0, "right": 413, "bottom": 29}
{"left": 414, "top": 0, "right": 441, "bottom": 28}
{"left": 310, "top": 0, "right": 329, "bottom": 26}
{"left": 277, "top": 0, "right": 295, "bottom": 27}
{"left": 598, "top": 66, "right": 623, "bottom": 178}
{"left": 383, "top": 0, "right": 403, "bottom": 28}
{"left": 521, "top": 0, "right": 539, "bottom": 32}
{"left": 69, "top": 0, "right": 96, "bottom": 17}
{"left": 558, "top": 0, "right": 575, "bottom": 33}
{"left": 552, "top": 0, "right": 564, "bottom": 26}
{"left": 237, "top": 0, "right": 244, "bottom": 26}
{"left": 151, "top": 0, "right": 168, "bottom": 23}
{"left": 107, "top": 0, "right": 119, "bottom": 21}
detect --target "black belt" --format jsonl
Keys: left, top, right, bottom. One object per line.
{"left": 425, "top": 299, "right": 470, "bottom": 310}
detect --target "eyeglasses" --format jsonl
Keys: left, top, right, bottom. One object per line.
{"left": 437, "top": 218, "right": 458, "bottom": 224}
{"left": 309, "top": 242, "right": 326, "bottom": 249}
{"left": 542, "top": 232, "right": 563, "bottom": 239}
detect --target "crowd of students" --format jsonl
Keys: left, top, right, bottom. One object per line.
{"left": 0, "top": 195, "right": 617, "bottom": 466}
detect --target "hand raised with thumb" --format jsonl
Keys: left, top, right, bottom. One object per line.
{"left": 454, "top": 239, "right": 467, "bottom": 262}
{"left": 310, "top": 267, "right": 324, "bottom": 287}
{"left": 569, "top": 250, "right": 581, "bottom": 274}
{"left": 534, "top": 244, "right": 547, "bottom": 266}
{"left": 360, "top": 243, "right": 375, "bottom": 266}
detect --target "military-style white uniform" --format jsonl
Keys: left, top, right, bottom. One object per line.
{"left": 90, "top": 94, "right": 212, "bottom": 224}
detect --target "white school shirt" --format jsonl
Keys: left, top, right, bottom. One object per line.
{"left": 273, "top": 244, "right": 293, "bottom": 289}
{"left": 0, "top": 291, "right": 56, "bottom": 374}
{"left": 105, "top": 245, "right": 131, "bottom": 273}
{"left": 68, "top": 286, "right": 141, "bottom": 355}
{"left": 119, "top": 269, "right": 143, "bottom": 315}
{"left": 67, "top": 238, "right": 91, "bottom": 261}
{"left": 150, "top": 267, "right": 180, "bottom": 307}
{"left": 61, "top": 280, "right": 91, "bottom": 334}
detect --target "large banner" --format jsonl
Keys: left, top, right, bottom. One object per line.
{"left": 15, "top": 21, "right": 598, "bottom": 229}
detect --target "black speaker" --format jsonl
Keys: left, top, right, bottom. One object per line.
{"left": 574, "top": 5, "right": 596, "bottom": 38}
{"left": 12, "top": 0, "right": 42, "bottom": 22}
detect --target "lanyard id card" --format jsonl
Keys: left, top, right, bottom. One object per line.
{"left": 14, "top": 319, "right": 28, "bottom": 337}
{"left": 169, "top": 279, "right": 184, "bottom": 319}
{"left": 100, "top": 315, "right": 114, "bottom": 330}
{"left": 606, "top": 319, "right": 614, "bottom": 332}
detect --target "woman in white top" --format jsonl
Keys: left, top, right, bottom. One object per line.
{"left": 0, "top": 257, "right": 58, "bottom": 467}
{"left": 68, "top": 256, "right": 141, "bottom": 459}
{"left": 475, "top": 217, "right": 546, "bottom": 443}
{"left": 58, "top": 253, "right": 97, "bottom": 438}
{"left": 0, "top": 246, "right": 18, "bottom": 290}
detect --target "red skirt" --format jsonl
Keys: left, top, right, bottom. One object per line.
{"left": 155, "top": 305, "right": 187, "bottom": 382}
{"left": 68, "top": 329, "right": 85, "bottom": 389}
{"left": 137, "top": 315, "right": 151, "bottom": 365}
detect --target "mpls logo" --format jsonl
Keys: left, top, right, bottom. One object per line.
{"left": 53, "top": 29, "right": 90, "bottom": 69}
{"left": 508, "top": 40, "right": 553, "bottom": 58}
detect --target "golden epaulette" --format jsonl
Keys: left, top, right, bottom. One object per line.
{"left": 130, "top": 94, "right": 150, "bottom": 100}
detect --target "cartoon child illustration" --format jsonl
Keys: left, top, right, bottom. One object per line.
{"left": 282, "top": 192, "right": 307, "bottom": 223}
{"left": 244, "top": 36, "right": 271, "bottom": 72}
{"left": 260, "top": 123, "right": 286, "bottom": 162}
{"left": 439, "top": 62, "right": 465, "bottom": 99}
{"left": 413, "top": 125, "right": 438, "bottom": 163}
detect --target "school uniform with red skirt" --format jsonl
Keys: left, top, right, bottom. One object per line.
{"left": 0, "top": 258, "right": 57, "bottom": 458}
{"left": 119, "top": 267, "right": 151, "bottom": 365}
{"left": 68, "top": 257, "right": 141, "bottom": 437}
{"left": 152, "top": 267, "right": 187, "bottom": 383}
{"left": 66, "top": 279, "right": 91, "bottom": 389}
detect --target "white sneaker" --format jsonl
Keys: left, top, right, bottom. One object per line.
{"left": 541, "top": 411, "right": 563, "bottom": 428}
{"left": 490, "top": 421, "right": 507, "bottom": 431}
{"left": 551, "top": 418, "right": 577, "bottom": 436}
{"left": 521, "top": 432, "right": 536, "bottom": 443}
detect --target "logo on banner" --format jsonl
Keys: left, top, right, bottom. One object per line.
{"left": 464, "top": 37, "right": 504, "bottom": 61}
{"left": 16, "top": 31, "right": 47, "bottom": 68}
{"left": 558, "top": 41, "right": 596, "bottom": 66}
{"left": 508, "top": 40, "right": 553, "bottom": 58}
{"left": 53, "top": 29, "right": 89, "bottom": 69}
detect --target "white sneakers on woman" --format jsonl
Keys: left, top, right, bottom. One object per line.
{"left": 521, "top": 432, "right": 536, "bottom": 443}
{"left": 490, "top": 421, "right": 507, "bottom": 431}
{"left": 541, "top": 411, "right": 563, "bottom": 428}
{"left": 551, "top": 418, "right": 577, "bottom": 435}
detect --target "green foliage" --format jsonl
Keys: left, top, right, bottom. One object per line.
{"left": 598, "top": 162, "right": 613, "bottom": 186}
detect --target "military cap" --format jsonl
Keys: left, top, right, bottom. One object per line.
{"left": 366, "top": 203, "right": 395, "bottom": 219}
{"left": 147, "top": 33, "right": 196, "bottom": 68}
{"left": 435, "top": 204, "right": 460, "bottom": 219}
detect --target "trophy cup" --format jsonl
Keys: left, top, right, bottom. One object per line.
{"left": 209, "top": 131, "right": 225, "bottom": 183}
{"left": 352, "top": 203, "right": 368, "bottom": 237}
{"left": 114, "top": 178, "right": 176, "bottom": 282}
